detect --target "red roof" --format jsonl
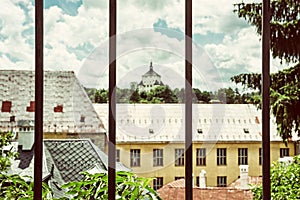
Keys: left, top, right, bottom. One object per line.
{"left": 157, "top": 179, "right": 254, "bottom": 200}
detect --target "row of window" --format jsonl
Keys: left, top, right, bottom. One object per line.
{"left": 117, "top": 148, "right": 290, "bottom": 167}
{"left": 1, "top": 101, "right": 64, "bottom": 113}
{"left": 119, "top": 118, "right": 255, "bottom": 125}
{"left": 153, "top": 176, "right": 228, "bottom": 190}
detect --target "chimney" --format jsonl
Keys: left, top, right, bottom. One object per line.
{"left": 17, "top": 120, "right": 35, "bottom": 150}
{"left": 239, "top": 165, "right": 249, "bottom": 189}
{"left": 199, "top": 169, "right": 206, "bottom": 188}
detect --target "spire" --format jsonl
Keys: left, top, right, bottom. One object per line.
{"left": 150, "top": 61, "right": 153, "bottom": 70}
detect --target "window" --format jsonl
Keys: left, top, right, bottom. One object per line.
{"left": 116, "top": 149, "right": 120, "bottom": 162}
{"left": 26, "top": 101, "right": 35, "bottom": 112}
{"left": 243, "top": 128, "right": 249, "bottom": 133}
{"left": 130, "top": 149, "right": 140, "bottom": 167}
{"left": 217, "top": 148, "right": 226, "bottom": 165}
{"left": 280, "top": 148, "right": 289, "bottom": 158}
{"left": 196, "top": 148, "right": 206, "bottom": 166}
{"left": 1, "top": 101, "right": 12, "bottom": 112}
{"left": 153, "top": 149, "right": 163, "bottom": 166}
{"left": 175, "top": 148, "right": 184, "bottom": 166}
{"left": 259, "top": 148, "right": 262, "bottom": 165}
{"left": 54, "top": 105, "right": 63, "bottom": 112}
{"left": 153, "top": 177, "right": 163, "bottom": 190}
{"left": 197, "top": 128, "right": 203, "bottom": 134}
{"left": 238, "top": 148, "right": 248, "bottom": 165}
{"left": 217, "top": 176, "right": 227, "bottom": 187}
{"left": 196, "top": 176, "right": 200, "bottom": 187}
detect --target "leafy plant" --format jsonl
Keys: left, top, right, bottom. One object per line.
{"left": 59, "top": 171, "right": 161, "bottom": 200}
{"left": 0, "top": 132, "right": 53, "bottom": 199}
{"left": 251, "top": 155, "right": 300, "bottom": 200}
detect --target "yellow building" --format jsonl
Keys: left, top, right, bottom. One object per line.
{"left": 94, "top": 104, "right": 298, "bottom": 189}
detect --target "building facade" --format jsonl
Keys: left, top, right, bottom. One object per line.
{"left": 94, "top": 104, "right": 298, "bottom": 189}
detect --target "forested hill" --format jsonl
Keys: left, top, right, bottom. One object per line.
{"left": 85, "top": 86, "right": 258, "bottom": 104}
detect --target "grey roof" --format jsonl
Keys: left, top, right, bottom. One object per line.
{"left": 0, "top": 70, "right": 104, "bottom": 134}
{"left": 44, "top": 139, "right": 130, "bottom": 183}
{"left": 93, "top": 104, "right": 299, "bottom": 143}
{"left": 7, "top": 139, "right": 130, "bottom": 199}
{"left": 142, "top": 62, "right": 161, "bottom": 77}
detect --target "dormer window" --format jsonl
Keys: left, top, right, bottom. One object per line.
{"left": 1, "top": 101, "right": 12, "bottom": 112}
{"left": 197, "top": 128, "right": 203, "bottom": 134}
{"left": 243, "top": 128, "right": 249, "bottom": 133}
{"left": 80, "top": 115, "right": 85, "bottom": 123}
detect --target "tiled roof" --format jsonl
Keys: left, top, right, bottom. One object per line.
{"left": 157, "top": 179, "right": 253, "bottom": 200}
{"left": 44, "top": 139, "right": 130, "bottom": 182}
{"left": 93, "top": 104, "right": 297, "bottom": 142}
{"left": 44, "top": 139, "right": 106, "bottom": 182}
{"left": 0, "top": 70, "right": 104, "bottom": 134}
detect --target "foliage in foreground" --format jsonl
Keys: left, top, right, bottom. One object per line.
{"left": 0, "top": 174, "right": 52, "bottom": 200}
{"left": 251, "top": 155, "right": 300, "bottom": 200}
{"left": 58, "top": 171, "right": 162, "bottom": 200}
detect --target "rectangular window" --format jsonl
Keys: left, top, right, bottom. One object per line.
{"left": 1, "top": 101, "right": 12, "bottom": 112}
{"left": 175, "top": 148, "right": 184, "bottom": 166}
{"left": 153, "top": 177, "right": 163, "bottom": 190}
{"left": 196, "top": 148, "right": 206, "bottom": 166}
{"left": 217, "top": 148, "right": 226, "bottom": 165}
{"left": 238, "top": 148, "right": 248, "bottom": 165}
{"left": 116, "top": 149, "right": 120, "bottom": 162}
{"left": 130, "top": 149, "right": 140, "bottom": 167}
{"left": 196, "top": 176, "right": 200, "bottom": 187}
{"left": 217, "top": 176, "right": 227, "bottom": 187}
{"left": 280, "top": 148, "right": 289, "bottom": 158}
{"left": 259, "top": 148, "right": 262, "bottom": 165}
{"left": 153, "top": 149, "right": 163, "bottom": 166}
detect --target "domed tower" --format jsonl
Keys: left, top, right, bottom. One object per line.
{"left": 138, "top": 62, "right": 164, "bottom": 92}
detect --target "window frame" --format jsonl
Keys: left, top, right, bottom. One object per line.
{"left": 217, "top": 176, "right": 227, "bottom": 187}
{"left": 196, "top": 148, "right": 206, "bottom": 166}
{"left": 238, "top": 148, "right": 248, "bottom": 165}
{"left": 217, "top": 148, "right": 227, "bottom": 166}
{"left": 175, "top": 148, "right": 185, "bottom": 166}
{"left": 153, "top": 148, "right": 163, "bottom": 167}
{"left": 153, "top": 177, "right": 164, "bottom": 190}
{"left": 280, "top": 148, "right": 289, "bottom": 158}
{"left": 130, "top": 149, "right": 141, "bottom": 167}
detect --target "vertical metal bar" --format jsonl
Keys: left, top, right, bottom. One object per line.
{"left": 109, "top": 0, "right": 116, "bottom": 199}
{"left": 34, "top": 0, "right": 43, "bottom": 199}
{"left": 262, "top": 0, "right": 270, "bottom": 199}
{"left": 185, "top": 0, "right": 193, "bottom": 199}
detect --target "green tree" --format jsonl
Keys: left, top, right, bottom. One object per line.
{"left": 0, "top": 132, "right": 52, "bottom": 199}
{"left": 251, "top": 155, "right": 300, "bottom": 200}
{"left": 232, "top": 0, "right": 300, "bottom": 142}
{"left": 95, "top": 89, "right": 108, "bottom": 103}
{"left": 59, "top": 171, "right": 161, "bottom": 200}
{"left": 150, "top": 85, "right": 178, "bottom": 103}
{"left": 129, "top": 89, "right": 141, "bottom": 103}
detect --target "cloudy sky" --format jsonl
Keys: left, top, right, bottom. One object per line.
{"left": 0, "top": 0, "right": 285, "bottom": 91}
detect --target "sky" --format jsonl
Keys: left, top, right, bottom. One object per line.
{"left": 0, "top": 0, "right": 287, "bottom": 91}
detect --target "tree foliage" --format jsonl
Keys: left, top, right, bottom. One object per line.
{"left": 234, "top": 0, "right": 300, "bottom": 63}
{"left": 232, "top": 0, "right": 300, "bottom": 142}
{"left": 58, "top": 171, "right": 161, "bottom": 200}
{"left": 251, "top": 155, "right": 300, "bottom": 200}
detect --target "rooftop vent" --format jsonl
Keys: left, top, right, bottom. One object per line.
{"left": 149, "top": 129, "right": 154, "bottom": 134}
{"left": 197, "top": 128, "right": 203, "bottom": 134}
